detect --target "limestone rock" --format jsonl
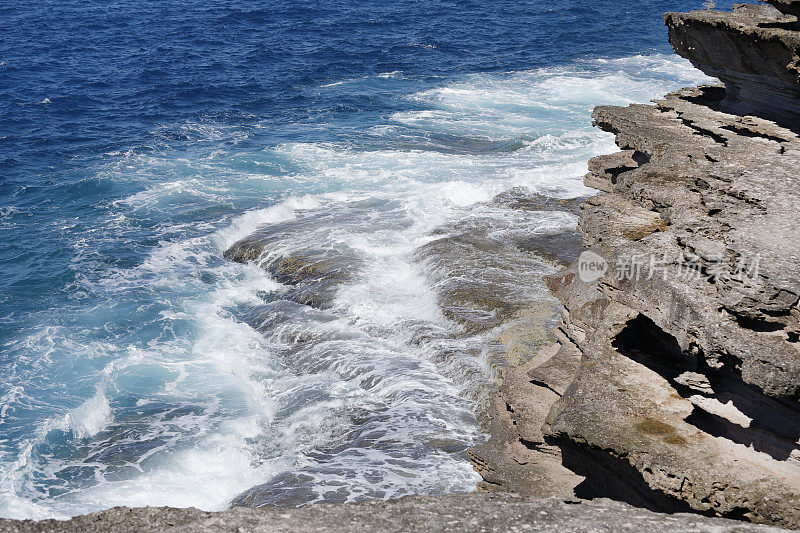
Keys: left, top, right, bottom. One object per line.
{"left": 1, "top": 494, "right": 789, "bottom": 532}
{"left": 544, "top": 87, "right": 800, "bottom": 527}
{"left": 473, "top": 5, "right": 800, "bottom": 528}
{"left": 665, "top": 4, "right": 800, "bottom": 129}
{"left": 553, "top": 73, "right": 799, "bottom": 528}
{"left": 468, "top": 331, "right": 585, "bottom": 499}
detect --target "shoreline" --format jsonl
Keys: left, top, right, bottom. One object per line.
{"left": 470, "top": 1, "right": 800, "bottom": 528}
{"left": 0, "top": 494, "right": 788, "bottom": 532}
{"left": 2, "top": 1, "right": 799, "bottom": 530}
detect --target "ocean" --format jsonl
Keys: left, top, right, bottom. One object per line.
{"left": 0, "top": 0, "right": 728, "bottom": 519}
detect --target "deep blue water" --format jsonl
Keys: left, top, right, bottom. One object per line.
{"left": 0, "top": 0, "right": 732, "bottom": 519}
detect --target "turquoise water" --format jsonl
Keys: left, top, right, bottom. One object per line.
{"left": 0, "top": 0, "right": 725, "bottom": 518}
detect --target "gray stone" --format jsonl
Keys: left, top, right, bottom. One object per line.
{"left": 472, "top": 5, "right": 800, "bottom": 528}
{"left": 665, "top": 5, "right": 800, "bottom": 129}
{"left": 0, "top": 494, "right": 789, "bottom": 532}
{"left": 760, "top": 0, "right": 800, "bottom": 17}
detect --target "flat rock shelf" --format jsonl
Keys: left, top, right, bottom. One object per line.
{"left": 0, "top": 494, "right": 790, "bottom": 532}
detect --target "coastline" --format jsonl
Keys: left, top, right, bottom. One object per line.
{"left": 0, "top": 494, "right": 788, "bottom": 532}
{"left": 470, "top": 1, "right": 800, "bottom": 529}
{"left": 2, "top": 1, "right": 800, "bottom": 530}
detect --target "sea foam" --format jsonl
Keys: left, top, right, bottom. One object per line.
{"left": 0, "top": 53, "right": 716, "bottom": 518}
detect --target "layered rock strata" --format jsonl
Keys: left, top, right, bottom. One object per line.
{"left": 665, "top": 3, "right": 800, "bottom": 129}
{"left": 472, "top": 3, "right": 800, "bottom": 529}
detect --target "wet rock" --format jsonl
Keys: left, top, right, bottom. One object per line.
{"left": 267, "top": 251, "right": 360, "bottom": 308}
{"left": 492, "top": 187, "right": 584, "bottom": 215}
{"left": 494, "top": 307, "right": 561, "bottom": 367}
{"left": 231, "top": 472, "right": 320, "bottom": 508}
{"left": 0, "top": 493, "right": 789, "bottom": 532}
{"left": 417, "top": 187, "right": 583, "bottom": 338}
{"left": 515, "top": 231, "right": 583, "bottom": 266}
{"left": 415, "top": 225, "right": 557, "bottom": 336}
{"left": 411, "top": 190, "right": 582, "bottom": 422}
{"left": 224, "top": 214, "right": 363, "bottom": 309}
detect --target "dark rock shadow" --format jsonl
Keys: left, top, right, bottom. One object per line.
{"left": 612, "top": 313, "right": 800, "bottom": 462}
{"left": 547, "top": 436, "right": 700, "bottom": 514}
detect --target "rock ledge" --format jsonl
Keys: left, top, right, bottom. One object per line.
{"left": 472, "top": 3, "right": 800, "bottom": 529}
{"left": 0, "top": 494, "right": 789, "bottom": 533}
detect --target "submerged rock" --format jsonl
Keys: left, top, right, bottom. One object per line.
{"left": 415, "top": 231, "right": 555, "bottom": 335}
{"left": 492, "top": 187, "right": 584, "bottom": 215}
{"left": 224, "top": 209, "right": 365, "bottom": 309}
{"left": 410, "top": 187, "right": 581, "bottom": 418}
{"left": 515, "top": 231, "right": 583, "bottom": 266}
{"left": 417, "top": 187, "right": 581, "bottom": 337}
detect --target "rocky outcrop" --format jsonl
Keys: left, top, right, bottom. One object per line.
{"left": 0, "top": 494, "right": 790, "bottom": 532}
{"left": 224, "top": 209, "right": 364, "bottom": 309}
{"left": 473, "top": 3, "right": 800, "bottom": 529}
{"left": 763, "top": 0, "right": 800, "bottom": 17}
{"left": 665, "top": 3, "right": 800, "bottom": 129}
{"left": 18, "top": 4, "right": 800, "bottom": 530}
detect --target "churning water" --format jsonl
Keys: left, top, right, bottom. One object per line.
{"left": 0, "top": 0, "right": 723, "bottom": 519}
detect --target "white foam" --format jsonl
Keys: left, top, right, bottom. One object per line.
{"left": 0, "top": 52, "right": 718, "bottom": 519}
{"left": 63, "top": 415, "right": 284, "bottom": 512}
{"left": 65, "top": 392, "right": 112, "bottom": 439}
{"left": 212, "top": 195, "right": 324, "bottom": 250}
{"left": 334, "top": 250, "right": 446, "bottom": 336}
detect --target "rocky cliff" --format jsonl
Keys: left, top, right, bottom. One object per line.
{"left": 471, "top": 1, "right": 800, "bottom": 529}
{"left": 666, "top": 2, "right": 800, "bottom": 129}
{"left": 5, "top": 3, "right": 800, "bottom": 532}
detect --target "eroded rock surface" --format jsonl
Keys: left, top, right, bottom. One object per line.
{"left": 473, "top": 5, "right": 800, "bottom": 527}
{"left": 665, "top": 3, "right": 800, "bottom": 129}
{"left": 0, "top": 494, "right": 789, "bottom": 532}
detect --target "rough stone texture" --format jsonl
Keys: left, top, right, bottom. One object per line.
{"left": 0, "top": 507, "right": 211, "bottom": 533}
{"left": 550, "top": 86, "right": 800, "bottom": 527}
{"left": 0, "top": 494, "right": 789, "bottom": 532}
{"left": 473, "top": 26, "right": 800, "bottom": 529}
{"left": 587, "top": 89, "right": 800, "bottom": 400}
{"left": 762, "top": 0, "right": 800, "bottom": 17}
{"left": 665, "top": 3, "right": 800, "bottom": 129}
{"left": 469, "top": 329, "right": 585, "bottom": 498}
